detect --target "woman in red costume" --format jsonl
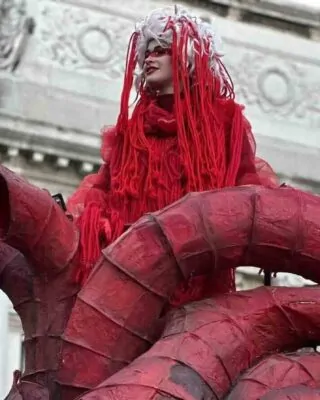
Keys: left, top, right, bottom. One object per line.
{"left": 68, "top": 5, "right": 278, "bottom": 303}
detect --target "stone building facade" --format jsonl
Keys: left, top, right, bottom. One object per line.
{"left": 0, "top": 0, "right": 319, "bottom": 395}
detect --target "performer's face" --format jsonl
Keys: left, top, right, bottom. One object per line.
{"left": 144, "top": 40, "right": 173, "bottom": 95}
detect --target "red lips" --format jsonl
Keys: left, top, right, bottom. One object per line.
{"left": 146, "top": 66, "right": 158, "bottom": 75}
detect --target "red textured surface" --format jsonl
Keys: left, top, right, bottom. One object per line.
{"left": 0, "top": 166, "right": 82, "bottom": 398}
{"left": 0, "top": 166, "right": 78, "bottom": 274}
{"left": 227, "top": 352, "right": 320, "bottom": 399}
{"left": 5, "top": 371, "right": 49, "bottom": 400}
{"left": 1, "top": 163, "right": 320, "bottom": 399}
{"left": 261, "top": 386, "right": 320, "bottom": 399}
{"left": 79, "top": 287, "right": 320, "bottom": 399}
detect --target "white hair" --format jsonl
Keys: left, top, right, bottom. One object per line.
{"left": 133, "top": 5, "right": 225, "bottom": 92}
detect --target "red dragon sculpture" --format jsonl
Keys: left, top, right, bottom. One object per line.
{"left": 1, "top": 164, "right": 320, "bottom": 400}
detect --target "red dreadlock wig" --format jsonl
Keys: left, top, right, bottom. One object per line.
{"left": 115, "top": 6, "right": 239, "bottom": 195}
{"left": 68, "top": 6, "right": 278, "bottom": 289}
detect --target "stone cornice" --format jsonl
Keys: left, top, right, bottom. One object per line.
{"left": 204, "top": 0, "right": 320, "bottom": 27}
{"left": 0, "top": 112, "right": 101, "bottom": 171}
{"left": 0, "top": 141, "right": 100, "bottom": 179}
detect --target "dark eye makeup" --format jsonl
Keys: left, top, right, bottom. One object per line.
{"left": 145, "top": 46, "right": 172, "bottom": 59}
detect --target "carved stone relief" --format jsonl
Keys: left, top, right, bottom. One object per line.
{"left": 35, "top": 1, "right": 320, "bottom": 128}
{"left": 38, "top": 1, "right": 135, "bottom": 79}
{"left": 224, "top": 45, "right": 320, "bottom": 129}
{"left": 0, "top": 0, "right": 34, "bottom": 71}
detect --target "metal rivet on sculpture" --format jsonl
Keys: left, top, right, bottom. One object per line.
{"left": 1, "top": 5, "right": 319, "bottom": 400}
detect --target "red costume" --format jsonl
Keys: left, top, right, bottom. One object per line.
{"left": 68, "top": 95, "right": 277, "bottom": 305}
{"left": 66, "top": 7, "right": 278, "bottom": 302}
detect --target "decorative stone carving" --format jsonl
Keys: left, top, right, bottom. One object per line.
{"left": 225, "top": 47, "right": 320, "bottom": 128}
{"left": 0, "top": 0, "right": 34, "bottom": 71}
{"left": 38, "top": 1, "right": 134, "bottom": 79}
{"left": 77, "top": 27, "right": 111, "bottom": 64}
{"left": 258, "top": 67, "right": 293, "bottom": 108}
{"left": 228, "top": 53, "right": 297, "bottom": 114}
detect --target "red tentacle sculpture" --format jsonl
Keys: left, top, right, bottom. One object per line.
{"left": 78, "top": 287, "right": 320, "bottom": 400}
{"left": 58, "top": 185, "right": 320, "bottom": 395}
{"left": 0, "top": 244, "right": 51, "bottom": 399}
{"left": 0, "top": 243, "right": 34, "bottom": 332}
{"left": 227, "top": 352, "right": 320, "bottom": 399}
{"left": 260, "top": 386, "right": 320, "bottom": 399}
{"left": 1, "top": 163, "right": 320, "bottom": 399}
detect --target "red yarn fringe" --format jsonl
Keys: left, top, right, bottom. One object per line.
{"left": 70, "top": 19, "right": 277, "bottom": 297}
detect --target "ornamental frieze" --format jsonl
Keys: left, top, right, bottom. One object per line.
{"left": 0, "top": 0, "right": 34, "bottom": 71}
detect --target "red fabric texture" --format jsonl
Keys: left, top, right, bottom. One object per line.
{"left": 261, "top": 386, "right": 320, "bottom": 400}
{"left": 62, "top": 185, "right": 320, "bottom": 398}
{"left": 78, "top": 286, "right": 320, "bottom": 400}
{"left": 0, "top": 167, "right": 81, "bottom": 399}
{"left": 227, "top": 352, "right": 320, "bottom": 399}
{"left": 5, "top": 371, "right": 49, "bottom": 400}
{"left": 0, "top": 241, "right": 17, "bottom": 276}
{"left": 0, "top": 165, "right": 78, "bottom": 275}
{"left": 0, "top": 174, "right": 10, "bottom": 237}
{"left": 1, "top": 183, "right": 320, "bottom": 400}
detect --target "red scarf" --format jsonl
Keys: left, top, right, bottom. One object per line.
{"left": 75, "top": 96, "right": 184, "bottom": 272}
